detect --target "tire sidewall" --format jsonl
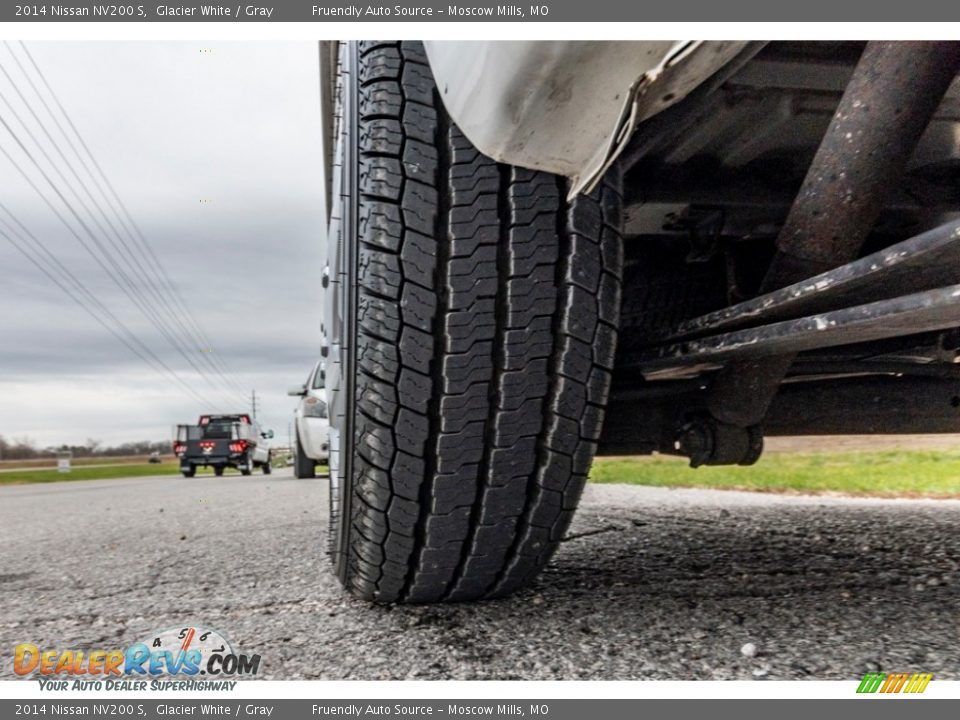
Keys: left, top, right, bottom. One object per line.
{"left": 324, "top": 41, "right": 359, "bottom": 580}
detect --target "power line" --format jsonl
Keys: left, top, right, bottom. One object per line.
{"left": 0, "top": 46, "right": 246, "bottom": 401}
{"left": 0, "top": 206, "right": 216, "bottom": 408}
{"left": 0, "top": 67, "right": 248, "bottom": 407}
{"left": 0, "top": 110, "right": 245, "bottom": 409}
{"left": 13, "top": 41, "right": 250, "bottom": 401}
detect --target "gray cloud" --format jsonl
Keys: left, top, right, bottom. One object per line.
{"left": 0, "top": 41, "right": 326, "bottom": 446}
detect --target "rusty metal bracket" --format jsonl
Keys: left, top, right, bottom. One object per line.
{"left": 658, "top": 218, "right": 960, "bottom": 343}
{"left": 632, "top": 284, "right": 960, "bottom": 373}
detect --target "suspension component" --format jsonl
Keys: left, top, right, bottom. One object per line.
{"left": 693, "top": 41, "right": 960, "bottom": 449}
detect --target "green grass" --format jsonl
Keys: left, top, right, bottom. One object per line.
{"left": 589, "top": 450, "right": 960, "bottom": 498}
{"left": 0, "top": 455, "right": 172, "bottom": 470}
{"left": 0, "top": 461, "right": 182, "bottom": 485}
{"left": 0, "top": 461, "right": 328, "bottom": 485}
{"left": 4, "top": 449, "right": 956, "bottom": 497}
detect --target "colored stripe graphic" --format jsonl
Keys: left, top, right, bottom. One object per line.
{"left": 857, "top": 673, "right": 885, "bottom": 693}
{"left": 857, "top": 672, "right": 932, "bottom": 694}
{"left": 906, "top": 673, "right": 933, "bottom": 693}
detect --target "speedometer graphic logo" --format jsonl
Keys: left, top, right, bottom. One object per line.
{"left": 136, "top": 625, "right": 258, "bottom": 677}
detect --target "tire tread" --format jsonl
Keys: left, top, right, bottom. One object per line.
{"left": 343, "top": 41, "right": 622, "bottom": 603}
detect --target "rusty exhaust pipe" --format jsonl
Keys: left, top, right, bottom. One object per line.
{"left": 764, "top": 41, "right": 960, "bottom": 288}
{"left": 692, "top": 41, "right": 960, "bottom": 464}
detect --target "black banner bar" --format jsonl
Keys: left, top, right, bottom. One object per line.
{"left": 3, "top": 699, "right": 960, "bottom": 719}
{"left": 4, "top": 0, "right": 960, "bottom": 22}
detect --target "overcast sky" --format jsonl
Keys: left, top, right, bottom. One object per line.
{"left": 0, "top": 42, "right": 325, "bottom": 448}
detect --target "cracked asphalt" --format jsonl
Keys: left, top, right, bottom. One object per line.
{"left": 1, "top": 469, "right": 959, "bottom": 680}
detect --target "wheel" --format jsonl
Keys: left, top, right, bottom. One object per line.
{"left": 263, "top": 454, "right": 273, "bottom": 475}
{"left": 214, "top": 465, "right": 224, "bottom": 477}
{"left": 323, "top": 41, "right": 623, "bottom": 603}
{"left": 181, "top": 465, "right": 196, "bottom": 478}
{"left": 294, "top": 430, "right": 316, "bottom": 479}
{"left": 240, "top": 456, "right": 252, "bottom": 476}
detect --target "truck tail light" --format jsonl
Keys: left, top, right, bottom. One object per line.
{"left": 229, "top": 440, "right": 248, "bottom": 453}
{"left": 173, "top": 443, "right": 186, "bottom": 455}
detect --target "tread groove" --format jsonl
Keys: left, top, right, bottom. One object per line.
{"left": 486, "top": 172, "right": 567, "bottom": 598}
{"left": 398, "top": 82, "right": 450, "bottom": 603}
{"left": 441, "top": 162, "right": 511, "bottom": 601}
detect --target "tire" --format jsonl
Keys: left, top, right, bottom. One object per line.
{"left": 263, "top": 455, "right": 273, "bottom": 475}
{"left": 182, "top": 465, "right": 196, "bottom": 478}
{"left": 294, "top": 430, "right": 316, "bottom": 479}
{"left": 324, "top": 41, "right": 623, "bottom": 603}
{"left": 214, "top": 465, "right": 224, "bottom": 477}
{"left": 240, "top": 456, "right": 252, "bottom": 477}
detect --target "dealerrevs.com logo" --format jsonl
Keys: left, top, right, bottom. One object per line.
{"left": 14, "top": 626, "right": 260, "bottom": 691}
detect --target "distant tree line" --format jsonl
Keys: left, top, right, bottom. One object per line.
{"left": 0, "top": 435, "right": 170, "bottom": 460}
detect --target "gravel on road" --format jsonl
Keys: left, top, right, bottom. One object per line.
{"left": 1, "top": 470, "right": 958, "bottom": 680}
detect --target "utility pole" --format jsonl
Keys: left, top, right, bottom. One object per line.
{"left": 250, "top": 389, "right": 259, "bottom": 420}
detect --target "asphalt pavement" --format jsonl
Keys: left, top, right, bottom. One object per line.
{"left": 1, "top": 469, "right": 959, "bottom": 680}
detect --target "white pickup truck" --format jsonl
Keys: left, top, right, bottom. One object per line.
{"left": 174, "top": 414, "right": 273, "bottom": 478}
